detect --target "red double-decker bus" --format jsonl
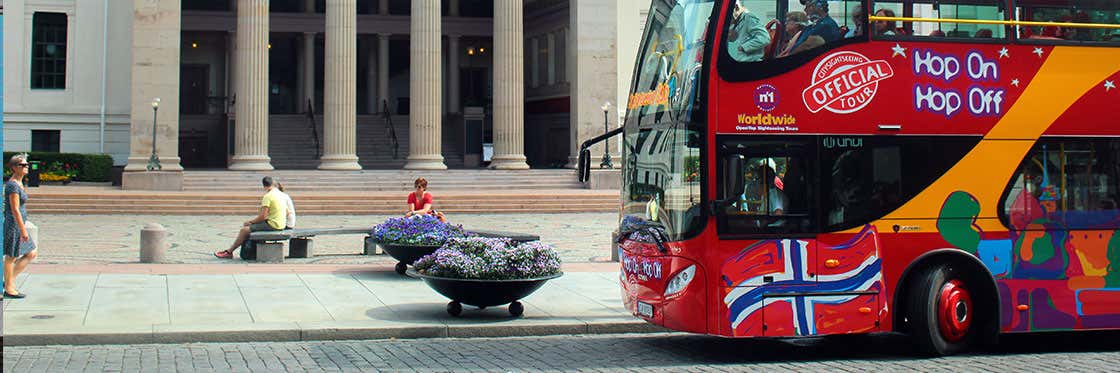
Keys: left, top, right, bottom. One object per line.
{"left": 616, "top": 0, "right": 1120, "bottom": 355}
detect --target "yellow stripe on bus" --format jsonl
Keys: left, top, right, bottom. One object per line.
{"left": 849, "top": 47, "right": 1120, "bottom": 234}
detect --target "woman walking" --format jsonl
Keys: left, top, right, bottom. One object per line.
{"left": 5, "top": 154, "right": 38, "bottom": 299}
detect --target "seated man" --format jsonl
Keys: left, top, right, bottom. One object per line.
{"left": 215, "top": 176, "right": 288, "bottom": 259}
{"left": 791, "top": 0, "right": 841, "bottom": 51}
{"left": 727, "top": 2, "right": 771, "bottom": 62}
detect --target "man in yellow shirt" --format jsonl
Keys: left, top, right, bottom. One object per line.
{"left": 215, "top": 176, "right": 287, "bottom": 259}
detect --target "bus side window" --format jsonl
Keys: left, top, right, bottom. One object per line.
{"left": 1016, "top": 1, "right": 1120, "bottom": 42}
{"left": 870, "top": 1, "right": 1007, "bottom": 39}
{"left": 1001, "top": 138, "right": 1120, "bottom": 231}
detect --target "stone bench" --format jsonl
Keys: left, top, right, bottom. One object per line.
{"left": 247, "top": 227, "right": 541, "bottom": 263}
{"left": 248, "top": 227, "right": 370, "bottom": 262}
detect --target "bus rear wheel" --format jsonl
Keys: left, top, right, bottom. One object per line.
{"left": 907, "top": 264, "right": 975, "bottom": 356}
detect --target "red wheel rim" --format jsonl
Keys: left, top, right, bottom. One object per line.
{"left": 937, "top": 279, "right": 972, "bottom": 343}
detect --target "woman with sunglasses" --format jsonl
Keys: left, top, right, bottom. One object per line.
{"left": 4, "top": 154, "right": 37, "bottom": 299}
{"left": 405, "top": 177, "right": 447, "bottom": 222}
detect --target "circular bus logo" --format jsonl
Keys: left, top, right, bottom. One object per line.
{"left": 754, "top": 84, "right": 779, "bottom": 112}
{"left": 801, "top": 51, "right": 895, "bottom": 114}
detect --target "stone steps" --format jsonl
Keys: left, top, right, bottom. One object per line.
{"left": 27, "top": 191, "right": 618, "bottom": 215}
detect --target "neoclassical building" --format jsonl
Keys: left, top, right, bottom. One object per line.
{"left": 2, "top": 0, "right": 646, "bottom": 172}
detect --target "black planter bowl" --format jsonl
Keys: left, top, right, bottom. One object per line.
{"left": 379, "top": 243, "right": 443, "bottom": 275}
{"left": 406, "top": 268, "right": 563, "bottom": 317}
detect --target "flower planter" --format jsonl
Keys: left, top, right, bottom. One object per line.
{"left": 407, "top": 269, "right": 562, "bottom": 317}
{"left": 380, "top": 243, "right": 443, "bottom": 275}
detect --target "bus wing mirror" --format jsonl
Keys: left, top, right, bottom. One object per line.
{"left": 711, "top": 155, "right": 745, "bottom": 215}
{"left": 724, "top": 155, "right": 745, "bottom": 201}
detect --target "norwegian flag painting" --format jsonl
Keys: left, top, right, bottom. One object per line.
{"left": 721, "top": 225, "right": 884, "bottom": 336}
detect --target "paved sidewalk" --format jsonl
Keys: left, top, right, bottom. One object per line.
{"left": 2, "top": 263, "right": 659, "bottom": 346}
{"left": 27, "top": 213, "right": 617, "bottom": 265}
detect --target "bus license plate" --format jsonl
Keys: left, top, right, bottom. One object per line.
{"left": 637, "top": 301, "right": 654, "bottom": 318}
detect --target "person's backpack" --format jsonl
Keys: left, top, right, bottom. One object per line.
{"left": 240, "top": 239, "right": 257, "bottom": 260}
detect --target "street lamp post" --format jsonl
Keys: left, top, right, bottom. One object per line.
{"left": 147, "top": 98, "right": 163, "bottom": 171}
{"left": 600, "top": 102, "right": 613, "bottom": 169}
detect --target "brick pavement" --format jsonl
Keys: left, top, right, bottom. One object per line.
{"left": 5, "top": 332, "right": 1120, "bottom": 372}
{"left": 27, "top": 213, "right": 617, "bottom": 265}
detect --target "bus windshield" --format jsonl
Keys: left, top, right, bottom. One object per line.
{"left": 621, "top": 0, "right": 715, "bottom": 242}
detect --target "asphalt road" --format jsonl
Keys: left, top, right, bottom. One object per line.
{"left": 5, "top": 332, "right": 1120, "bottom": 372}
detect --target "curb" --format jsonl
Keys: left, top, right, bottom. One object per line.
{"left": 3, "top": 319, "right": 669, "bottom": 346}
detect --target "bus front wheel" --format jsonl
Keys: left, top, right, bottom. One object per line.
{"left": 907, "top": 264, "right": 975, "bottom": 356}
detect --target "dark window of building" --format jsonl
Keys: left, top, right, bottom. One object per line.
{"left": 31, "top": 130, "right": 61, "bottom": 153}
{"left": 31, "top": 12, "right": 67, "bottom": 90}
{"left": 1002, "top": 138, "right": 1120, "bottom": 231}
{"left": 819, "top": 136, "right": 980, "bottom": 232}
{"left": 183, "top": 0, "right": 231, "bottom": 11}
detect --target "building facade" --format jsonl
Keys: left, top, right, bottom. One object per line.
{"left": 2, "top": 0, "right": 648, "bottom": 171}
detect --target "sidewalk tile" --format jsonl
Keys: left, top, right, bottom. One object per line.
{"left": 234, "top": 274, "right": 306, "bottom": 288}
{"left": 85, "top": 287, "right": 170, "bottom": 326}
{"left": 2, "top": 310, "right": 87, "bottom": 333}
{"left": 95, "top": 274, "right": 168, "bottom": 288}
{"left": 169, "top": 312, "right": 253, "bottom": 325}
{"left": 168, "top": 286, "right": 249, "bottom": 314}
{"left": 240, "top": 287, "right": 334, "bottom": 323}
{"left": 5, "top": 275, "right": 97, "bottom": 312}
{"left": 166, "top": 274, "right": 235, "bottom": 289}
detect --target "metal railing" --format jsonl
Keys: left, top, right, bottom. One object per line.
{"left": 381, "top": 100, "right": 400, "bottom": 159}
{"left": 304, "top": 99, "right": 322, "bottom": 158}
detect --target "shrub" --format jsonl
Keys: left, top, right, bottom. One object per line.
{"left": 413, "top": 237, "right": 562, "bottom": 280}
{"left": 370, "top": 215, "right": 469, "bottom": 246}
{"left": 2, "top": 151, "right": 114, "bottom": 182}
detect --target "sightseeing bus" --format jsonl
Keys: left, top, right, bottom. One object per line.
{"left": 614, "top": 0, "right": 1120, "bottom": 356}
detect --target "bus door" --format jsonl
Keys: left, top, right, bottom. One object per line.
{"left": 714, "top": 136, "right": 881, "bottom": 337}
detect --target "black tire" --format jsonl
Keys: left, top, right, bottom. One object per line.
{"left": 394, "top": 262, "right": 407, "bottom": 275}
{"left": 447, "top": 301, "right": 463, "bottom": 317}
{"left": 509, "top": 301, "right": 524, "bottom": 317}
{"left": 906, "top": 264, "right": 975, "bottom": 356}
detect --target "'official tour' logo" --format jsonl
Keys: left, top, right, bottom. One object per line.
{"left": 754, "top": 84, "right": 779, "bottom": 112}
{"left": 801, "top": 51, "right": 894, "bottom": 114}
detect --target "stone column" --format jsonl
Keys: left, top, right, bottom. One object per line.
{"left": 567, "top": 0, "right": 618, "bottom": 168}
{"left": 366, "top": 36, "right": 378, "bottom": 114}
{"left": 304, "top": 0, "right": 315, "bottom": 12}
{"left": 447, "top": 34, "right": 460, "bottom": 115}
{"left": 490, "top": 0, "right": 530, "bottom": 170}
{"left": 449, "top": 0, "right": 459, "bottom": 17}
{"left": 228, "top": 0, "right": 273, "bottom": 170}
{"left": 125, "top": 0, "right": 184, "bottom": 174}
{"left": 320, "top": 0, "right": 361, "bottom": 170}
{"left": 547, "top": 32, "right": 556, "bottom": 85}
{"left": 378, "top": 33, "right": 390, "bottom": 114}
{"left": 530, "top": 37, "right": 540, "bottom": 88}
{"left": 302, "top": 32, "right": 316, "bottom": 113}
{"left": 405, "top": 0, "right": 447, "bottom": 170}
{"left": 379, "top": 0, "right": 389, "bottom": 15}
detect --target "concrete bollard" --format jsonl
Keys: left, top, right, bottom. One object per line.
{"left": 140, "top": 223, "right": 168, "bottom": 263}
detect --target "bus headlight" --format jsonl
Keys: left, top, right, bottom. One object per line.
{"left": 664, "top": 265, "right": 696, "bottom": 297}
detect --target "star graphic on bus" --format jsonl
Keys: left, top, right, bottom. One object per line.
{"left": 1106, "top": 80, "right": 1116, "bottom": 91}
{"left": 1012, "top": 79, "right": 1021, "bottom": 87}
{"left": 891, "top": 43, "right": 907, "bottom": 58}
{"left": 998, "top": 47, "right": 1010, "bottom": 58}
{"left": 1033, "top": 47, "right": 1045, "bottom": 58}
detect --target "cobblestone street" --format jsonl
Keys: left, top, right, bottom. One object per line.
{"left": 27, "top": 213, "right": 617, "bottom": 265}
{"left": 6, "top": 332, "right": 1120, "bottom": 372}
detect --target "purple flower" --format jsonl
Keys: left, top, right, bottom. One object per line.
{"left": 370, "top": 215, "right": 469, "bottom": 246}
{"left": 413, "top": 237, "right": 562, "bottom": 280}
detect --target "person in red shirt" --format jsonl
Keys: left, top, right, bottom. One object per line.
{"left": 406, "top": 177, "right": 447, "bottom": 222}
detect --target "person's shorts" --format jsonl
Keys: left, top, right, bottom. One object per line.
{"left": 249, "top": 222, "right": 282, "bottom": 232}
